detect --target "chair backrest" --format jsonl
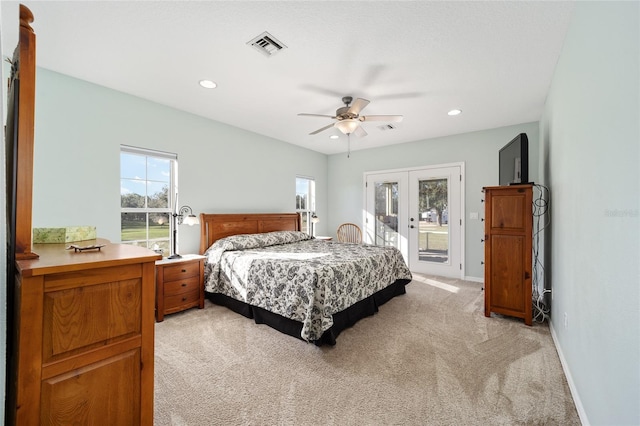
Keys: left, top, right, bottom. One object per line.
{"left": 336, "top": 223, "right": 363, "bottom": 243}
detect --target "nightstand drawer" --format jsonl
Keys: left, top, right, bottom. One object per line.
{"left": 164, "top": 276, "right": 200, "bottom": 296}
{"left": 162, "top": 261, "right": 200, "bottom": 281}
{"left": 164, "top": 290, "right": 200, "bottom": 311}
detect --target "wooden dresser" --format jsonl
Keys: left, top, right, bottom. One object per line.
{"left": 483, "top": 185, "right": 533, "bottom": 325}
{"left": 10, "top": 239, "right": 160, "bottom": 425}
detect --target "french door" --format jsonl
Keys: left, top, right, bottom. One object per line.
{"left": 365, "top": 164, "right": 463, "bottom": 278}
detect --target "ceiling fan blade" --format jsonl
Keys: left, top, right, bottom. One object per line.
{"left": 309, "top": 122, "right": 336, "bottom": 135}
{"left": 354, "top": 125, "right": 368, "bottom": 138}
{"left": 298, "top": 113, "right": 336, "bottom": 119}
{"left": 348, "top": 98, "right": 370, "bottom": 115}
{"left": 361, "top": 115, "right": 404, "bottom": 122}
{"left": 375, "top": 92, "right": 423, "bottom": 101}
{"left": 299, "top": 84, "right": 345, "bottom": 98}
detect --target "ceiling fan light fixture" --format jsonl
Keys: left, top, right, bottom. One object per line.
{"left": 335, "top": 119, "right": 360, "bottom": 135}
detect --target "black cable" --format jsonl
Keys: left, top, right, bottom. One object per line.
{"left": 532, "top": 184, "right": 551, "bottom": 323}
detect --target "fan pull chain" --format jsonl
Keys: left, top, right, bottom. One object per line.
{"left": 347, "top": 133, "right": 351, "bottom": 158}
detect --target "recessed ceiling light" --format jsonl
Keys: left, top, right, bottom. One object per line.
{"left": 199, "top": 80, "right": 217, "bottom": 89}
{"left": 448, "top": 109, "right": 462, "bottom": 116}
{"left": 329, "top": 135, "right": 339, "bottom": 140}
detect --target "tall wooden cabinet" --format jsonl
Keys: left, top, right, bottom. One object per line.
{"left": 483, "top": 185, "right": 533, "bottom": 325}
{"left": 10, "top": 240, "right": 160, "bottom": 425}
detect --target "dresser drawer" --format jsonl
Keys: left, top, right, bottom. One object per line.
{"left": 163, "top": 276, "right": 200, "bottom": 296}
{"left": 162, "top": 261, "right": 200, "bottom": 281}
{"left": 43, "top": 275, "right": 141, "bottom": 363}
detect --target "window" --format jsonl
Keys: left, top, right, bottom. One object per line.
{"left": 296, "top": 176, "right": 315, "bottom": 235}
{"left": 120, "top": 146, "right": 177, "bottom": 256}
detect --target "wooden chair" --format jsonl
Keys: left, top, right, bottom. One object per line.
{"left": 336, "top": 223, "right": 363, "bottom": 243}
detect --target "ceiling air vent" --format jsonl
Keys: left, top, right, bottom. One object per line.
{"left": 377, "top": 124, "right": 397, "bottom": 131}
{"left": 247, "top": 31, "right": 287, "bottom": 57}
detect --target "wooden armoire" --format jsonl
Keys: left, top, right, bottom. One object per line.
{"left": 483, "top": 184, "right": 533, "bottom": 325}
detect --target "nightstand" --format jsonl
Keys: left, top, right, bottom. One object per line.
{"left": 155, "top": 254, "right": 205, "bottom": 321}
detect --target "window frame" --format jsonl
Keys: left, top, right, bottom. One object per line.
{"left": 295, "top": 175, "right": 316, "bottom": 235}
{"left": 120, "top": 145, "right": 177, "bottom": 255}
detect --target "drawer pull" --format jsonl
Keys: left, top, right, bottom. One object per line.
{"left": 181, "top": 269, "right": 187, "bottom": 273}
{"left": 182, "top": 297, "right": 187, "bottom": 301}
{"left": 181, "top": 283, "right": 187, "bottom": 287}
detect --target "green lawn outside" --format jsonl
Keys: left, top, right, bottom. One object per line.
{"left": 419, "top": 223, "right": 449, "bottom": 251}
{"left": 121, "top": 223, "right": 170, "bottom": 241}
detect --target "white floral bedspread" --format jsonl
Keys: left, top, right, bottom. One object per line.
{"left": 204, "top": 231, "right": 412, "bottom": 342}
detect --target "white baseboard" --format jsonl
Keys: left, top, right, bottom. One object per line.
{"left": 464, "top": 275, "right": 483, "bottom": 283}
{"left": 549, "top": 320, "right": 590, "bottom": 426}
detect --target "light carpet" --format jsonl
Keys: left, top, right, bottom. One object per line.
{"left": 154, "top": 274, "right": 580, "bottom": 425}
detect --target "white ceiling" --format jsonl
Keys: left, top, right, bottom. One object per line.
{"left": 1, "top": 1, "right": 575, "bottom": 155}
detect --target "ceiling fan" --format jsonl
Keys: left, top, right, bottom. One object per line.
{"left": 298, "top": 96, "right": 403, "bottom": 137}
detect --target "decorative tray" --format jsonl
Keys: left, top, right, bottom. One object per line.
{"left": 66, "top": 244, "right": 106, "bottom": 253}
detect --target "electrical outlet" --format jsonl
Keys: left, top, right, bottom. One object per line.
{"left": 564, "top": 312, "right": 568, "bottom": 329}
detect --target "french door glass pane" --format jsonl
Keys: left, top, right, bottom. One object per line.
{"left": 374, "top": 181, "right": 399, "bottom": 247}
{"left": 418, "top": 178, "right": 449, "bottom": 263}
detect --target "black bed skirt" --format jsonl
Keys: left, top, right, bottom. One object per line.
{"left": 205, "top": 278, "right": 411, "bottom": 346}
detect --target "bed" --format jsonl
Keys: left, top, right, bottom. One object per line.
{"left": 199, "top": 213, "right": 412, "bottom": 345}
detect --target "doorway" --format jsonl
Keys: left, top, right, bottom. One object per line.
{"left": 364, "top": 163, "right": 464, "bottom": 278}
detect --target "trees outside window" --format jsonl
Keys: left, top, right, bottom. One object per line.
{"left": 120, "top": 146, "right": 176, "bottom": 256}
{"left": 419, "top": 178, "right": 448, "bottom": 226}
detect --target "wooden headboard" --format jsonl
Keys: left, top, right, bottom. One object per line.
{"left": 199, "top": 213, "right": 301, "bottom": 254}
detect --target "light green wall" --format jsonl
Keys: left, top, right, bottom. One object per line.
{"left": 327, "top": 122, "right": 539, "bottom": 280}
{"left": 32, "top": 67, "right": 539, "bottom": 282}
{"left": 32, "top": 68, "right": 328, "bottom": 254}
{"left": 540, "top": 1, "right": 639, "bottom": 424}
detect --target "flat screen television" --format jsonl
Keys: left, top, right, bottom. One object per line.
{"left": 499, "top": 133, "right": 529, "bottom": 185}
